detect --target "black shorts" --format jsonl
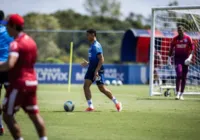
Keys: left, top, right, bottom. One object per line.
{"left": 84, "top": 69, "right": 105, "bottom": 85}
{"left": 0, "top": 72, "right": 9, "bottom": 89}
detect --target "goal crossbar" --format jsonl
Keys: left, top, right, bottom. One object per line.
{"left": 152, "top": 6, "right": 200, "bottom": 11}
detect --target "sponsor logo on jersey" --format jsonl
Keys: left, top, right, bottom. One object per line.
{"left": 88, "top": 53, "right": 91, "bottom": 57}
{"left": 177, "top": 44, "right": 186, "bottom": 48}
{"left": 184, "top": 38, "right": 188, "bottom": 43}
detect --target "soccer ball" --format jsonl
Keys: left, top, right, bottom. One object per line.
{"left": 111, "top": 80, "right": 117, "bottom": 86}
{"left": 105, "top": 80, "right": 110, "bottom": 86}
{"left": 64, "top": 101, "right": 75, "bottom": 112}
{"left": 117, "top": 80, "right": 123, "bottom": 86}
{"left": 164, "top": 89, "right": 171, "bottom": 97}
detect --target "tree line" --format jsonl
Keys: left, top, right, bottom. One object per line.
{"left": 22, "top": 0, "right": 179, "bottom": 63}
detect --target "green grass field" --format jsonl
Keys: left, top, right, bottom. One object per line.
{"left": 1, "top": 84, "right": 200, "bottom": 140}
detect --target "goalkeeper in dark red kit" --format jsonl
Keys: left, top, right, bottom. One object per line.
{"left": 168, "top": 25, "right": 194, "bottom": 100}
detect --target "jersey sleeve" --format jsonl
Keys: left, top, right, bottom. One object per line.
{"left": 95, "top": 44, "right": 103, "bottom": 55}
{"left": 9, "top": 41, "right": 19, "bottom": 57}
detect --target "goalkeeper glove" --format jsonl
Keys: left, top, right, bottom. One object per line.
{"left": 184, "top": 54, "right": 193, "bottom": 66}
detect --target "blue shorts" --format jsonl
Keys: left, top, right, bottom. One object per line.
{"left": 84, "top": 69, "right": 105, "bottom": 85}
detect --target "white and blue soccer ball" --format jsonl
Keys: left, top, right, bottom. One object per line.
{"left": 105, "top": 80, "right": 110, "bottom": 86}
{"left": 111, "top": 80, "right": 117, "bottom": 86}
{"left": 64, "top": 101, "right": 75, "bottom": 112}
{"left": 117, "top": 80, "right": 123, "bottom": 86}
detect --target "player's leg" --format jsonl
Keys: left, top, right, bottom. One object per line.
{"left": 83, "top": 69, "right": 95, "bottom": 111}
{"left": 179, "top": 65, "right": 189, "bottom": 100}
{"left": 0, "top": 84, "right": 4, "bottom": 135}
{"left": 23, "top": 87, "right": 47, "bottom": 140}
{"left": 154, "top": 69, "right": 160, "bottom": 86}
{"left": 83, "top": 79, "right": 94, "bottom": 111}
{"left": 3, "top": 114, "right": 23, "bottom": 139}
{"left": 28, "top": 114, "right": 47, "bottom": 140}
{"left": 175, "top": 64, "right": 183, "bottom": 100}
{"left": 96, "top": 73, "right": 122, "bottom": 112}
{"left": 2, "top": 88, "right": 23, "bottom": 140}
{"left": 154, "top": 70, "right": 158, "bottom": 86}
{"left": 0, "top": 71, "right": 9, "bottom": 135}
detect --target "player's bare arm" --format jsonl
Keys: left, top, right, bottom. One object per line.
{"left": 0, "top": 54, "right": 18, "bottom": 71}
{"left": 168, "top": 46, "right": 173, "bottom": 57}
{"left": 81, "top": 58, "right": 89, "bottom": 67}
{"left": 93, "top": 54, "right": 104, "bottom": 80}
{"left": 185, "top": 37, "right": 194, "bottom": 65}
{"left": 168, "top": 39, "right": 174, "bottom": 66}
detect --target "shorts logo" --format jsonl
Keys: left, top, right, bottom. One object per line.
{"left": 96, "top": 76, "right": 101, "bottom": 81}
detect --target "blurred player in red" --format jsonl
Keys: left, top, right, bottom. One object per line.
{"left": 0, "top": 14, "right": 47, "bottom": 140}
{"left": 154, "top": 50, "right": 163, "bottom": 86}
{"left": 168, "top": 25, "right": 194, "bottom": 100}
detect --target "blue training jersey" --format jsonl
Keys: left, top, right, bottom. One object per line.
{"left": 88, "top": 40, "right": 104, "bottom": 70}
{"left": 0, "top": 25, "right": 13, "bottom": 62}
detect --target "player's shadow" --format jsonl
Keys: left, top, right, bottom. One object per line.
{"left": 137, "top": 97, "right": 178, "bottom": 100}
{"left": 51, "top": 110, "right": 102, "bottom": 113}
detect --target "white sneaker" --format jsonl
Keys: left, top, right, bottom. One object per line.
{"left": 179, "top": 96, "right": 184, "bottom": 100}
{"left": 175, "top": 94, "right": 180, "bottom": 100}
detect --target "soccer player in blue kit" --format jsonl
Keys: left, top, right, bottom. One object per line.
{"left": 81, "top": 29, "right": 122, "bottom": 112}
{"left": 0, "top": 10, "right": 13, "bottom": 135}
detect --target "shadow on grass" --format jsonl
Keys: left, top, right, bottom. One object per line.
{"left": 41, "top": 110, "right": 102, "bottom": 113}
{"left": 137, "top": 97, "right": 200, "bottom": 101}
{"left": 137, "top": 97, "right": 175, "bottom": 100}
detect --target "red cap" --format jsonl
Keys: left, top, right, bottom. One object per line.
{"left": 7, "top": 14, "right": 24, "bottom": 27}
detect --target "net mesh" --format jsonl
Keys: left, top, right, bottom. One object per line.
{"left": 152, "top": 8, "right": 200, "bottom": 95}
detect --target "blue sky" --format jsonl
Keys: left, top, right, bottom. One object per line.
{"left": 1, "top": 0, "right": 200, "bottom": 18}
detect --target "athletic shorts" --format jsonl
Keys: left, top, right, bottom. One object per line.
{"left": 84, "top": 69, "right": 105, "bottom": 85}
{"left": 0, "top": 72, "right": 9, "bottom": 89}
{"left": 2, "top": 85, "right": 39, "bottom": 115}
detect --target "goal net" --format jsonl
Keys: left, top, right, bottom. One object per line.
{"left": 149, "top": 6, "right": 200, "bottom": 96}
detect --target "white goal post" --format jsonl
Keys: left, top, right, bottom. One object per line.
{"left": 149, "top": 6, "right": 200, "bottom": 96}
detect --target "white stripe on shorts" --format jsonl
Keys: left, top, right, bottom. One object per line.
{"left": 26, "top": 105, "right": 39, "bottom": 110}
{"left": 25, "top": 80, "right": 38, "bottom": 86}
{"left": 4, "top": 82, "right": 10, "bottom": 86}
{"left": 7, "top": 89, "right": 18, "bottom": 115}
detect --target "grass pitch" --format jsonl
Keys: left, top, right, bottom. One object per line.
{"left": 1, "top": 84, "right": 200, "bottom": 140}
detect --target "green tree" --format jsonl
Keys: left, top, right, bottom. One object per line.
{"left": 24, "top": 13, "right": 61, "bottom": 62}
{"left": 24, "top": 13, "right": 60, "bottom": 29}
{"left": 84, "top": 0, "right": 121, "bottom": 18}
{"left": 125, "top": 12, "right": 148, "bottom": 29}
